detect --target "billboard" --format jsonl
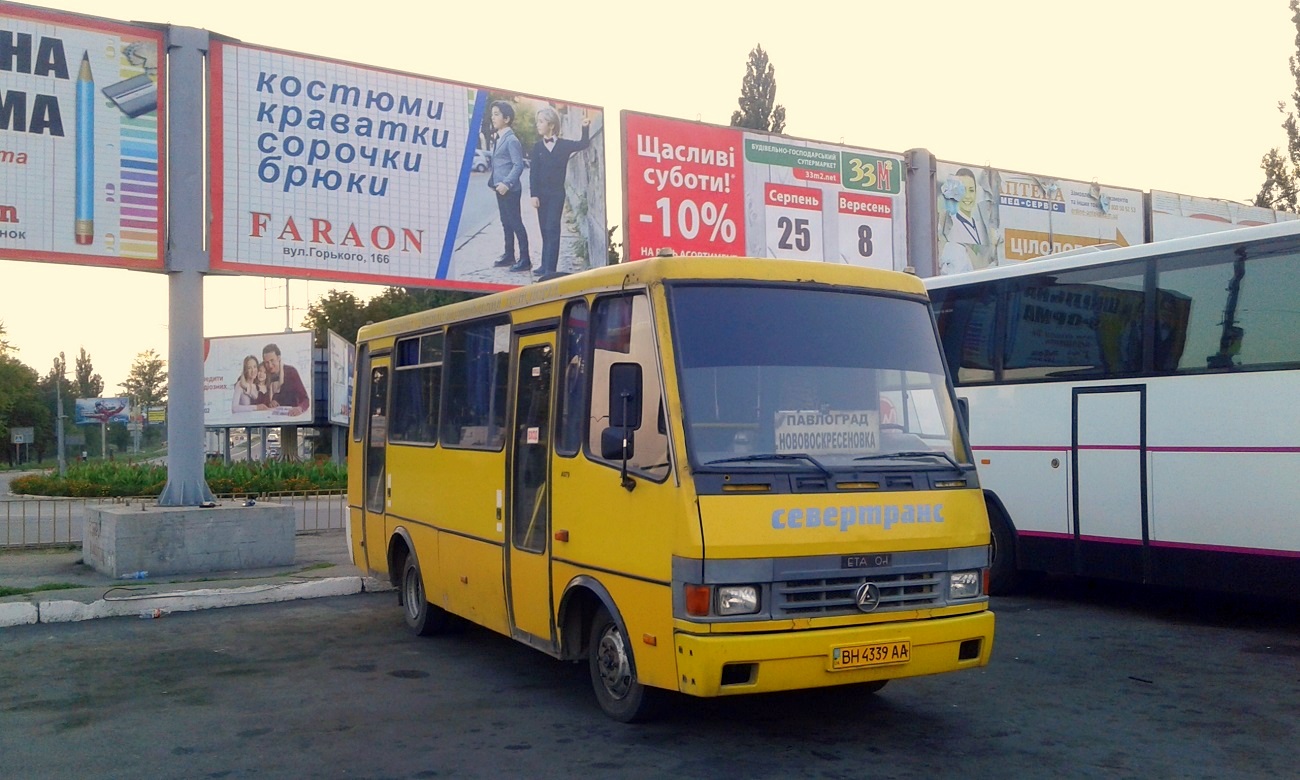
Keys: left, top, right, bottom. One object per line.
{"left": 622, "top": 112, "right": 907, "bottom": 269}
{"left": 74, "top": 397, "right": 130, "bottom": 425}
{"left": 0, "top": 4, "right": 165, "bottom": 270}
{"left": 327, "top": 330, "right": 355, "bottom": 427}
{"left": 1149, "top": 190, "right": 1299, "bottom": 242}
{"left": 203, "top": 331, "right": 314, "bottom": 427}
{"left": 934, "top": 163, "right": 1144, "bottom": 274}
{"left": 210, "top": 41, "right": 606, "bottom": 290}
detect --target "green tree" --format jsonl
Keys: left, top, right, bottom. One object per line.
{"left": 1256, "top": 0, "right": 1300, "bottom": 211}
{"left": 0, "top": 354, "right": 47, "bottom": 465}
{"left": 0, "top": 321, "right": 11, "bottom": 356}
{"left": 121, "top": 348, "right": 167, "bottom": 409}
{"left": 302, "top": 287, "right": 480, "bottom": 347}
{"left": 607, "top": 225, "right": 623, "bottom": 265}
{"left": 75, "top": 347, "right": 104, "bottom": 399}
{"left": 730, "top": 44, "right": 786, "bottom": 134}
{"left": 302, "top": 290, "right": 369, "bottom": 348}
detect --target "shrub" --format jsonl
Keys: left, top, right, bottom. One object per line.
{"left": 9, "top": 460, "right": 346, "bottom": 497}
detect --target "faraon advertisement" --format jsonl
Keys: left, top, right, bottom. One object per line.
{"left": 0, "top": 4, "right": 164, "bottom": 269}
{"left": 934, "top": 162, "right": 1144, "bottom": 274}
{"left": 623, "top": 112, "right": 906, "bottom": 269}
{"left": 202, "top": 331, "right": 314, "bottom": 428}
{"left": 211, "top": 42, "right": 606, "bottom": 290}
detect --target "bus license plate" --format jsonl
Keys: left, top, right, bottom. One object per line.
{"left": 831, "top": 641, "right": 911, "bottom": 670}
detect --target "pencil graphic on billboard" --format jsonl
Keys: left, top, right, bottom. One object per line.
{"left": 76, "top": 52, "right": 94, "bottom": 246}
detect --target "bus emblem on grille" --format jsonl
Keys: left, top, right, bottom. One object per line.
{"left": 855, "top": 583, "right": 881, "bottom": 612}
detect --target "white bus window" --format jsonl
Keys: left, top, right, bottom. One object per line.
{"left": 1156, "top": 247, "right": 1300, "bottom": 371}
{"left": 1002, "top": 264, "right": 1145, "bottom": 381}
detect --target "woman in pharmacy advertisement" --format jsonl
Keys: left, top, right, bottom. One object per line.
{"left": 937, "top": 165, "right": 1001, "bottom": 274}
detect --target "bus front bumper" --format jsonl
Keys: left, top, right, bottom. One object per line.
{"left": 672, "top": 610, "right": 994, "bottom": 697}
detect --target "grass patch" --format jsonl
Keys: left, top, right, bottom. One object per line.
{"left": 0, "top": 582, "right": 84, "bottom": 598}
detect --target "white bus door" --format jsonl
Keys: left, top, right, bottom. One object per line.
{"left": 1073, "top": 386, "right": 1148, "bottom": 582}
{"left": 506, "top": 332, "right": 556, "bottom": 645}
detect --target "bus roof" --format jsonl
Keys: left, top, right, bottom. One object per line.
{"left": 924, "top": 219, "right": 1300, "bottom": 290}
{"left": 358, "top": 257, "right": 928, "bottom": 343}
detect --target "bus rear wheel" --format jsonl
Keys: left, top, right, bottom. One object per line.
{"left": 401, "top": 556, "right": 449, "bottom": 636}
{"left": 588, "top": 606, "right": 663, "bottom": 723}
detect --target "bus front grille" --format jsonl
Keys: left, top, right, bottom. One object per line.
{"left": 774, "top": 571, "right": 942, "bottom": 616}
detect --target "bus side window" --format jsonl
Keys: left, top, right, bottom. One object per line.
{"left": 441, "top": 318, "right": 509, "bottom": 449}
{"left": 391, "top": 332, "right": 442, "bottom": 444}
{"left": 556, "top": 300, "right": 589, "bottom": 457}
{"left": 588, "top": 293, "right": 669, "bottom": 477}
{"left": 352, "top": 345, "right": 370, "bottom": 442}
{"left": 930, "top": 285, "right": 997, "bottom": 385}
{"left": 1156, "top": 247, "right": 1300, "bottom": 371}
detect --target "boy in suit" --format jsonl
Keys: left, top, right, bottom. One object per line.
{"left": 529, "top": 108, "right": 591, "bottom": 278}
{"left": 488, "top": 100, "right": 531, "bottom": 272}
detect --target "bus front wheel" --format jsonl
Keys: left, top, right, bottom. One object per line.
{"left": 401, "top": 556, "right": 449, "bottom": 636}
{"left": 588, "top": 606, "right": 663, "bottom": 722}
{"left": 987, "top": 503, "right": 1022, "bottom": 595}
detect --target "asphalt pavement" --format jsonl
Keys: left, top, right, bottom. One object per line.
{"left": 0, "top": 527, "right": 389, "bottom": 628}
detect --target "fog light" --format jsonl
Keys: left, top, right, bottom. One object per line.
{"left": 949, "top": 570, "right": 981, "bottom": 599}
{"left": 716, "top": 585, "right": 759, "bottom": 615}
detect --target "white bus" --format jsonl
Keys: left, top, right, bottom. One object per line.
{"left": 925, "top": 221, "right": 1300, "bottom": 596}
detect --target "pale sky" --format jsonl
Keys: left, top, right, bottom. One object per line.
{"left": 1, "top": 0, "right": 1294, "bottom": 391}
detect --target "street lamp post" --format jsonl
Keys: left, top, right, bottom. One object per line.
{"left": 56, "top": 351, "right": 66, "bottom": 477}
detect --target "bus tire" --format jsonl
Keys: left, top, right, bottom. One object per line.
{"left": 987, "top": 502, "right": 1022, "bottom": 595}
{"left": 401, "top": 556, "right": 448, "bottom": 636}
{"left": 588, "top": 606, "right": 663, "bottom": 723}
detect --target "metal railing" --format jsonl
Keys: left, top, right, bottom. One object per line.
{"left": 0, "top": 491, "right": 346, "bottom": 549}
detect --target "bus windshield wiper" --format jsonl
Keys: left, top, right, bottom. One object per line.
{"left": 703, "top": 453, "right": 833, "bottom": 477}
{"left": 853, "top": 451, "right": 966, "bottom": 471}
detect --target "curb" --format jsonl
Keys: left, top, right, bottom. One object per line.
{"left": 0, "top": 576, "right": 394, "bottom": 628}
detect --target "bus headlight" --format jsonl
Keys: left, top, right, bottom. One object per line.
{"left": 949, "top": 570, "right": 981, "bottom": 600}
{"left": 716, "top": 585, "right": 759, "bottom": 615}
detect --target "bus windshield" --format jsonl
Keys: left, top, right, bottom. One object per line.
{"left": 668, "top": 283, "right": 968, "bottom": 471}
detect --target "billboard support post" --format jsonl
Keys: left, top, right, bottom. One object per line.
{"left": 158, "top": 26, "right": 215, "bottom": 506}
{"left": 905, "top": 148, "right": 937, "bottom": 278}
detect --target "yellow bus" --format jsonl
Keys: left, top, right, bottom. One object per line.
{"left": 346, "top": 256, "right": 995, "bottom": 721}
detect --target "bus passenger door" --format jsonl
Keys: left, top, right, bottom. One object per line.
{"left": 1073, "top": 386, "right": 1148, "bottom": 582}
{"left": 362, "top": 360, "right": 390, "bottom": 573}
{"left": 506, "top": 332, "right": 556, "bottom": 645}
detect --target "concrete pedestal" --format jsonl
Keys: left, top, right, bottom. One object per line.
{"left": 84, "top": 503, "right": 295, "bottom": 577}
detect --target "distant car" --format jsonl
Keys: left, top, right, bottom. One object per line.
{"left": 472, "top": 149, "right": 489, "bottom": 172}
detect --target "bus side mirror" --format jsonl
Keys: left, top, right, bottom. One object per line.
{"left": 605, "top": 362, "right": 642, "bottom": 491}
{"left": 608, "top": 363, "right": 643, "bottom": 430}
{"left": 601, "top": 427, "right": 635, "bottom": 460}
